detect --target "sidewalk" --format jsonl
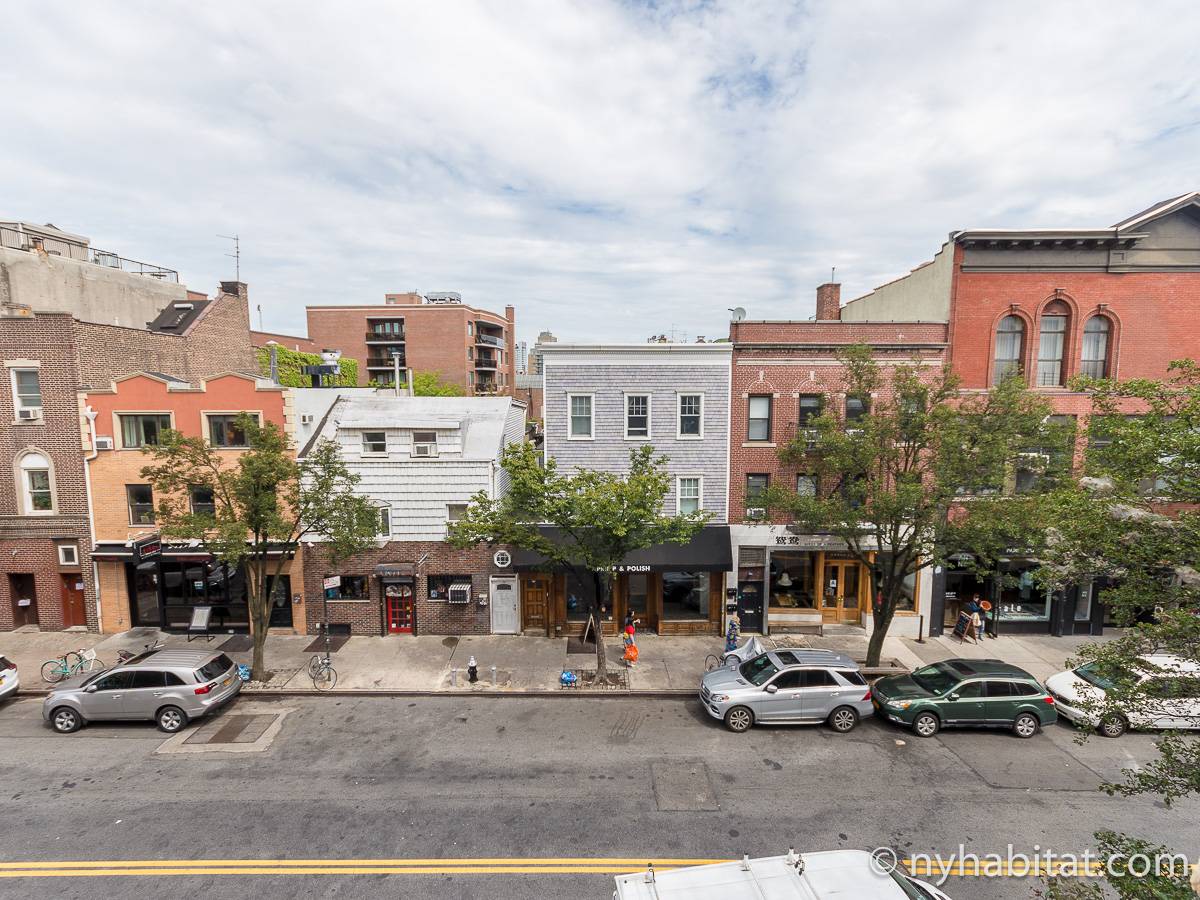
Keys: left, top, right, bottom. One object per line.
{"left": 1, "top": 626, "right": 1103, "bottom": 694}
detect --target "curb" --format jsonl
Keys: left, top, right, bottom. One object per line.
{"left": 18, "top": 687, "right": 698, "bottom": 699}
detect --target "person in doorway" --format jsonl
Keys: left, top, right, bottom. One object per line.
{"left": 622, "top": 624, "right": 639, "bottom": 668}
{"left": 963, "top": 594, "right": 985, "bottom": 643}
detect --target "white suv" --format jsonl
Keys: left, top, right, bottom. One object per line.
{"left": 1046, "top": 654, "right": 1200, "bottom": 737}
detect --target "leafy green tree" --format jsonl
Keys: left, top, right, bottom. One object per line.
{"left": 411, "top": 370, "right": 466, "bottom": 396}
{"left": 760, "top": 345, "right": 1065, "bottom": 665}
{"left": 255, "top": 345, "right": 358, "bottom": 387}
{"left": 140, "top": 414, "right": 380, "bottom": 679}
{"left": 448, "top": 443, "right": 708, "bottom": 682}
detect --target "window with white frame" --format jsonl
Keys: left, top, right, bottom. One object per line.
{"left": 625, "top": 394, "right": 649, "bottom": 439}
{"left": 568, "top": 394, "right": 593, "bottom": 439}
{"left": 11, "top": 368, "right": 42, "bottom": 418}
{"left": 678, "top": 393, "right": 702, "bottom": 438}
{"left": 207, "top": 413, "right": 258, "bottom": 448}
{"left": 119, "top": 414, "right": 172, "bottom": 448}
{"left": 677, "top": 476, "right": 702, "bottom": 515}
{"left": 411, "top": 430, "right": 438, "bottom": 457}
{"left": 447, "top": 503, "right": 468, "bottom": 522}
{"left": 363, "top": 431, "right": 387, "bottom": 454}
{"left": 126, "top": 484, "right": 155, "bottom": 525}
{"left": 57, "top": 544, "right": 78, "bottom": 566}
{"left": 18, "top": 451, "right": 53, "bottom": 513}
{"left": 747, "top": 395, "right": 772, "bottom": 442}
{"left": 377, "top": 506, "right": 391, "bottom": 537}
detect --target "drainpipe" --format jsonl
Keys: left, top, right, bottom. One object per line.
{"left": 83, "top": 405, "right": 102, "bottom": 630}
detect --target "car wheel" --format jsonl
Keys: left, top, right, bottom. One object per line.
{"left": 156, "top": 705, "right": 188, "bottom": 733}
{"left": 912, "top": 711, "right": 940, "bottom": 737}
{"left": 51, "top": 707, "right": 82, "bottom": 734}
{"left": 1099, "top": 714, "right": 1128, "bottom": 738}
{"left": 828, "top": 706, "right": 859, "bottom": 733}
{"left": 1013, "top": 712, "right": 1040, "bottom": 738}
{"left": 724, "top": 706, "right": 754, "bottom": 733}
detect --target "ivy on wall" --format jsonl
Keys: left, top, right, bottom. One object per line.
{"left": 255, "top": 345, "right": 359, "bottom": 387}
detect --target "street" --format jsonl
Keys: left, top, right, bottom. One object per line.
{"left": 0, "top": 693, "right": 1194, "bottom": 900}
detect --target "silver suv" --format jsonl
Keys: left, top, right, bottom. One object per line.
{"left": 700, "top": 648, "right": 873, "bottom": 733}
{"left": 43, "top": 649, "right": 241, "bottom": 734}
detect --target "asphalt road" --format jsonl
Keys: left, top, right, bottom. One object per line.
{"left": 0, "top": 693, "right": 1195, "bottom": 900}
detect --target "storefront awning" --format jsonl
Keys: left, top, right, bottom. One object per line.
{"left": 375, "top": 564, "right": 415, "bottom": 579}
{"left": 512, "top": 526, "right": 731, "bottom": 573}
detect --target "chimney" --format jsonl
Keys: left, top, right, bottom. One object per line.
{"left": 816, "top": 283, "right": 841, "bottom": 321}
{"left": 220, "top": 280, "right": 248, "bottom": 300}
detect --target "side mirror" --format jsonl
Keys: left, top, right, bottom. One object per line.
{"left": 765, "top": 684, "right": 779, "bottom": 694}
{"left": 947, "top": 693, "right": 960, "bottom": 701}
{"left": 85, "top": 685, "right": 98, "bottom": 693}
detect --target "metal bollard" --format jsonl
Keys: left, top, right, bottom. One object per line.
{"left": 916, "top": 615, "right": 926, "bottom": 644}
{"left": 490, "top": 665, "right": 497, "bottom": 686}
{"left": 450, "top": 668, "right": 458, "bottom": 687}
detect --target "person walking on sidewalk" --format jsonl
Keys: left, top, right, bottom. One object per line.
{"left": 622, "top": 624, "right": 639, "bottom": 668}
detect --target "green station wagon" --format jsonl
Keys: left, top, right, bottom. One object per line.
{"left": 873, "top": 658, "right": 1057, "bottom": 738}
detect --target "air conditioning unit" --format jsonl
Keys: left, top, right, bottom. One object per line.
{"left": 93, "top": 436, "right": 114, "bottom": 451}
{"left": 845, "top": 428, "right": 864, "bottom": 438}
{"left": 17, "top": 408, "right": 40, "bottom": 420}
{"left": 1016, "top": 452, "right": 1051, "bottom": 472}
{"left": 300, "top": 414, "right": 314, "bottom": 425}
{"left": 412, "top": 442, "right": 437, "bottom": 458}
{"left": 745, "top": 507, "right": 766, "bottom": 520}
{"left": 448, "top": 581, "right": 472, "bottom": 604}
{"left": 800, "top": 428, "right": 819, "bottom": 449}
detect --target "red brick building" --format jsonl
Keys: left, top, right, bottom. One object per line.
{"left": 727, "top": 284, "right": 948, "bottom": 637}
{"left": 841, "top": 192, "right": 1200, "bottom": 635}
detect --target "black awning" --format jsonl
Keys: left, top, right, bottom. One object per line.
{"left": 512, "top": 526, "right": 731, "bottom": 573}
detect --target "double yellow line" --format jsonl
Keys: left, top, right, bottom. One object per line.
{"left": 0, "top": 858, "right": 727, "bottom": 878}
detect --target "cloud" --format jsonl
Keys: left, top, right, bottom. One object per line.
{"left": 2, "top": 0, "right": 1198, "bottom": 346}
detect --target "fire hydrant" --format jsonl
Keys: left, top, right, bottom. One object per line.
{"left": 467, "top": 656, "right": 479, "bottom": 683}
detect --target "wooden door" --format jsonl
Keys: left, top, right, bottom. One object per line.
{"left": 9, "top": 574, "right": 38, "bottom": 628}
{"left": 821, "top": 561, "right": 862, "bottom": 623}
{"left": 521, "top": 575, "right": 549, "bottom": 634}
{"left": 384, "top": 583, "right": 414, "bottom": 634}
{"left": 60, "top": 575, "right": 87, "bottom": 628}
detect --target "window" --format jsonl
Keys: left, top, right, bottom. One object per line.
{"left": 327, "top": 575, "right": 367, "bottom": 600}
{"left": 1080, "top": 316, "right": 1111, "bottom": 379}
{"left": 992, "top": 315, "right": 1024, "bottom": 384}
{"left": 208, "top": 414, "right": 257, "bottom": 448}
{"left": 11, "top": 368, "right": 41, "bottom": 416}
{"left": 190, "top": 485, "right": 215, "bottom": 516}
{"left": 446, "top": 503, "right": 469, "bottom": 522}
{"left": 19, "top": 452, "right": 53, "bottom": 513}
{"left": 678, "top": 394, "right": 703, "bottom": 437}
{"left": 90, "top": 671, "right": 133, "bottom": 692}
{"left": 57, "top": 544, "right": 78, "bottom": 566}
{"left": 127, "top": 485, "right": 155, "bottom": 525}
{"left": 798, "top": 395, "right": 822, "bottom": 425}
{"left": 129, "top": 670, "right": 168, "bottom": 690}
{"left": 411, "top": 430, "right": 438, "bottom": 457}
{"left": 661, "top": 571, "right": 709, "bottom": 620}
{"left": 746, "top": 474, "right": 769, "bottom": 502}
{"left": 568, "top": 394, "right": 593, "bottom": 439}
{"left": 120, "top": 414, "right": 172, "bottom": 448}
{"left": 747, "top": 395, "right": 772, "bottom": 442}
{"left": 428, "top": 574, "right": 473, "bottom": 603}
{"left": 677, "top": 476, "right": 701, "bottom": 515}
{"left": 363, "top": 431, "right": 387, "bottom": 454}
{"left": 845, "top": 395, "right": 868, "bottom": 424}
{"left": 377, "top": 506, "right": 391, "bottom": 537}
{"left": 796, "top": 474, "right": 817, "bottom": 497}
{"left": 625, "top": 394, "right": 649, "bottom": 439}
{"left": 1036, "top": 309, "right": 1068, "bottom": 386}
{"left": 799, "top": 669, "right": 837, "bottom": 688}
{"left": 769, "top": 551, "right": 815, "bottom": 610}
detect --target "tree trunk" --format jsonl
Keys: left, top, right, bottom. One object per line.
{"left": 866, "top": 581, "right": 898, "bottom": 667}
{"left": 592, "top": 570, "right": 611, "bottom": 684}
{"left": 246, "top": 560, "right": 270, "bottom": 682}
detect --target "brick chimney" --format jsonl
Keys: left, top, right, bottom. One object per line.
{"left": 816, "top": 282, "right": 841, "bottom": 320}
{"left": 220, "top": 280, "right": 248, "bottom": 300}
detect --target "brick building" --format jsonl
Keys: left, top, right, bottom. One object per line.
{"left": 0, "top": 224, "right": 261, "bottom": 634}
{"left": 840, "top": 192, "right": 1200, "bottom": 635}
{"left": 297, "top": 394, "right": 526, "bottom": 636}
{"left": 728, "top": 285, "right": 947, "bottom": 638}
{"left": 253, "top": 291, "right": 517, "bottom": 394}
{"left": 82, "top": 372, "right": 299, "bottom": 635}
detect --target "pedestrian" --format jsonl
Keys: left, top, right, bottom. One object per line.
{"left": 623, "top": 609, "right": 640, "bottom": 634}
{"left": 725, "top": 612, "right": 741, "bottom": 654}
{"left": 964, "top": 594, "right": 985, "bottom": 643}
{"left": 622, "top": 624, "right": 639, "bottom": 668}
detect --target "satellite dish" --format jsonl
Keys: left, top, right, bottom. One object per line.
{"left": 730, "top": 307, "right": 747, "bottom": 322}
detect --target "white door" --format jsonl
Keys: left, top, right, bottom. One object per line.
{"left": 490, "top": 576, "right": 519, "bottom": 634}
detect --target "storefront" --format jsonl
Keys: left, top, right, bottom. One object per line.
{"left": 513, "top": 526, "right": 732, "bottom": 636}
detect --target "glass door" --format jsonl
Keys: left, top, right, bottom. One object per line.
{"left": 385, "top": 582, "right": 414, "bottom": 634}
{"left": 822, "top": 561, "right": 862, "bottom": 623}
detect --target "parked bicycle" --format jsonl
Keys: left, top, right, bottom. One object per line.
{"left": 308, "top": 651, "right": 337, "bottom": 691}
{"left": 41, "top": 648, "right": 103, "bottom": 684}
{"left": 116, "top": 639, "right": 165, "bottom": 664}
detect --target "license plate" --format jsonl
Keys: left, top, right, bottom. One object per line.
{"left": 222, "top": 676, "right": 233, "bottom": 686}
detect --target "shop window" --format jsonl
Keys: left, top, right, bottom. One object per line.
{"left": 1036, "top": 303, "right": 1069, "bottom": 386}
{"left": 428, "top": 574, "right": 472, "bottom": 603}
{"left": 565, "top": 569, "right": 601, "bottom": 621}
{"left": 363, "top": 431, "right": 388, "bottom": 454}
{"left": 625, "top": 394, "right": 649, "bottom": 438}
{"left": 11, "top": 368, "right": 42, "bottom": 418}
{"left": 747, "top": 395, "right": 772, "bottom": 442}
{"left": 568, "top": 394, "right": 593, "bottom": 439}
{"left": 208, "top": 414, "right": 258, "bottom": 448}
{"left": 1080, "top": 315, "right": 1111, "bottom": 379}
{"left": 18, "top": 451, "right": 53, "bottom": 513}
{"left": 677, "top": 476, "right": 701, "bottom": 515}
{"left": 662, "top": 571, "right": 709, "bottom": 620}
{"left": 190, "top": 485, "right": 216, "bottom": 516}
{"left": 992, "top": 315, "right": 1025, "bottom": 384}
{"left": 120, "top": 414, "right": 172, "bottom": 448}
{"left": 997, "top": 569, "right": 1050, "bottom": 621}
{"left": 327, "top": 574, "right": 367, "bottom": 600}
{"left": 769, "top": 551, "right": 815, "bottom": 611}
{"left": 678, "top": 393, "right": 703, "bottom": 438}
{"left": 127, "top": 484, "right": 155, "bottom": 525}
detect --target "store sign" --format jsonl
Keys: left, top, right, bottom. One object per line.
{"left": 323, "top": 575, "right": 341, "bottom": 591}
{"left": 132, "top": 535, "right": 162, "bottom": 563}
{"left": 493, "top": 550, "right": 512, "bottom": 569}
{"left": 607, "top": 564, "right": 650, "bottom": 573}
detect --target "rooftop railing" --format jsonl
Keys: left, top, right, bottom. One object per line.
{"left": 0, "top": 224, "right": 179, "bottom": 283}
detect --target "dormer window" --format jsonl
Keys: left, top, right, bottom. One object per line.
{"left": 363, "top": 431, "right": 387, "bottom": 454}
{"left": 411, "top": 431, "right": 438, "bottom": 458}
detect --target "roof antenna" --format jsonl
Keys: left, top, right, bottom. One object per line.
{"left": 218, "top": 233, "right": 240, "bottom": 281}
{"left": 831, "top": 266, "right": 836, "bottom": 282}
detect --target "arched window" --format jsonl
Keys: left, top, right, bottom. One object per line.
{"left": 1036, "top": 301, "right": 1070, "bottom": 387}
{"left": 992, "top": 315, "right": 1024, "bottom": 384}
{"left": 1080, "top": 316, "right": 1111, "bottom": 379}
{"left": 17, "top": 450, "right": 54, "bottom": 514}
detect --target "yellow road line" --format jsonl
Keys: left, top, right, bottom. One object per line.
{"left": 0, "top": 867, "right": 694, "bottom": 878}
{"left": 0, "top": 858, "right": 726, "bottom": 870}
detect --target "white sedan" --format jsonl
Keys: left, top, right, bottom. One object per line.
{"left": 0, "top": 655, "right": 18, "bottom": 701}
{"left": 1046, "top": 654, "right": 1200, "bottom": 737}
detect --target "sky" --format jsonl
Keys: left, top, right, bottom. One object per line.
{"left": 2, "top": 1, "right": 1199, "bottom": 349}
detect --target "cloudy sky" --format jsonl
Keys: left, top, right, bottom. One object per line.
{"left": 3, "top": 2, "right": 1198, "bottom": 346}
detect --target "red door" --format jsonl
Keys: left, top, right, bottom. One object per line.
{"left": 385, "top": 583, "right": 414, "bottom": 634}
{"left": 60, "top": 575, "right": 87, "bottom": 628}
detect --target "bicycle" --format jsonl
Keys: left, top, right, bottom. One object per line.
{"left": 308, "top": 652, "right": 337, "bottom": 691}
{"left": 41, "top": 647, "right": 103, "bottom": 684}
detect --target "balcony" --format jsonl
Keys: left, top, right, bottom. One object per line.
{"left": 475, "top": 333, "right": 504, "bottom": 348}
{"left": 365, "top": 331, "right": 405, "bottom": 343}
{"left": 366, "top": 355, "right": 407, "bottom": 370}
{"left": 475, "top": 355, "right": 498, "bottom": 371}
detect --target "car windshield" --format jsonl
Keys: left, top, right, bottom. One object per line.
{"left": 1074, "top": 661, "right": 1136, "bottom": 692}
{"left": 889, "top": 870, "right": 937, "bottom": 899}
{"left": 739, "top": 654, "right": 780, "bottom": 686}
{"left": 910, "top": 662, "right": 962, "bottom": 695}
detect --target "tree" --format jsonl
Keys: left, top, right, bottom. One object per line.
{"left": 760, "top": 345, "right": 1065, "bottom": 666}
{"left": 447, "top": 443, "right": 708, "bottom": 682}
{"left": 255, "top": 345, "right": 358, "bottom": 387}
{"left": 411, "top": 371, "right": 466, "bottom": 396}
{"left": 140, "top": 414, "right": 381, "bottom": 679}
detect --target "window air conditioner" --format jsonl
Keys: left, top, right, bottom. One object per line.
{"left": 301, "top": 414, "right": 314, "bottom": 425}
{"left": 17, "top": 408, "right": 40, "bottom": 420}
{"left": 745, "top": 507, "right": 766, "bottom": 520}
{"left": 93, "top": 436, "right": 114, "bottom": 451}
{"left": 448, "top": 581, "right": 472, "bottom": 604}
{"left": 412, "top": 442, "right": 437, "bottom": 458}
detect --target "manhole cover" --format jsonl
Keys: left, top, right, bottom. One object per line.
{"left": 184, "top": 714, "right": 278, "bottom": 745}
{"left": 651, "top": 760, "right": 719, "bottom": 811}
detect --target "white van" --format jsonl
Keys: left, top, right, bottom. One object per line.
{"left": 613, "top": 849, "right": 953, "bottom": 900}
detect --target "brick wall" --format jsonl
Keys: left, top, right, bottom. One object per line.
{"left": 302, "top": 540, "right": 512, "bottom": 635}
{"left": 250, "top": 330, "right": 321, "bottom": 354}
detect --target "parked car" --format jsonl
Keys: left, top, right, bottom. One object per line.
{"left": 0, "top": 655, "right": 18, "bottom": 702}
{"left": 1046, "top": 654, "right": 1200, "bottom": 737}
{"left": 613, "top": 848, "right": 955, "bottom": 899}
{"left": 699, "top": 648, "right": 874, "bottom": 733}
{"left": 42, "top": 650, "right": 241, "bottom": 734}
{"left": 873, "top": 658, "right": 1056, "bottom": 738}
